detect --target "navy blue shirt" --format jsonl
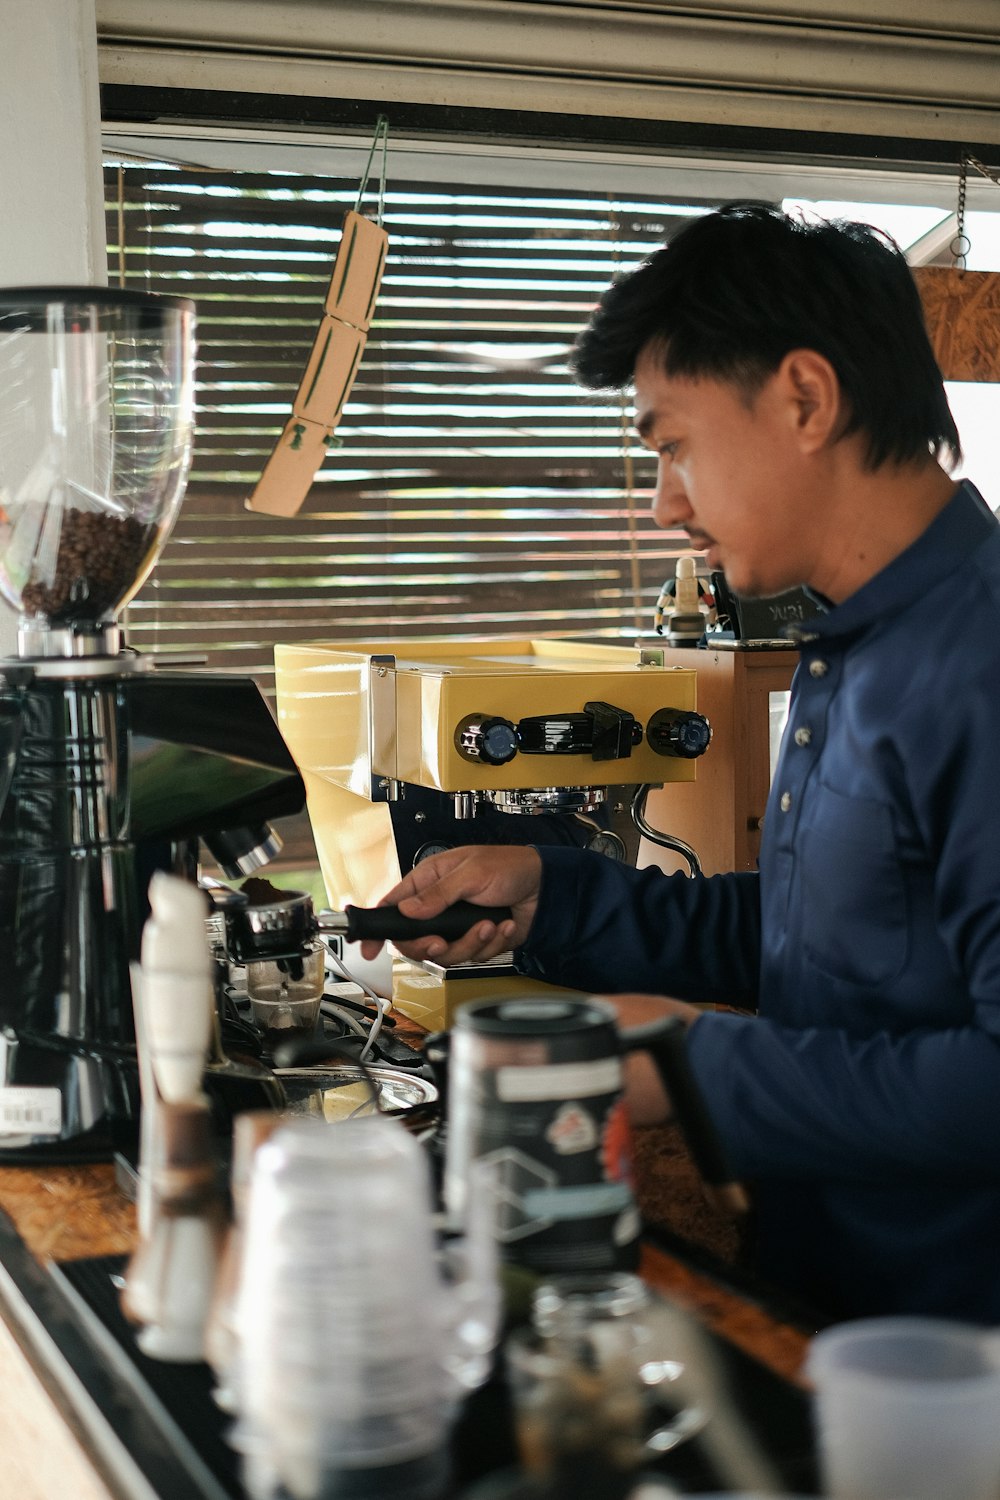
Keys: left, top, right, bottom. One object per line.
{"left": 519, "top": 481, "right": 1000, "bottom": 1320}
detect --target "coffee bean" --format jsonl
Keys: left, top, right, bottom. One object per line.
{"left": 21, "top": 507, "right": 158, "bottom": 622}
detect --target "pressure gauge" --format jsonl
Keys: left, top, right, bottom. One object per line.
{"left": 413, "top": 840, "right": 455, "bottom": 865}
{"left": 585, "top": 830, "right": 628, "bottom": 861}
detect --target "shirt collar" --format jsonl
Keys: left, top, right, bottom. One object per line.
{"left": 786, "top": 481, "right": 997, "bottom": 644}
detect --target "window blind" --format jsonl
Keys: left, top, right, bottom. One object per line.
{"left": 108, "top": 161, "right": 707, "bottom": 696}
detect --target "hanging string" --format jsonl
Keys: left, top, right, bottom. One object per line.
{"left": 950, "top": 154, "right": 970, "bottom": 271}
{"left": 608, "top": 193, "right": 644, "bottom": 633}
{"left": 116, "top": 165, "right": 127, "bottom": 289}
{"left": 618, "top": 397, "right": 644, "bottom": 634}
{"left": 354, "top": 115, "right": 389, "bottom": 225}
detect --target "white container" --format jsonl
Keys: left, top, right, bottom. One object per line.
{"left": 807, "top": 1316, "right": 1000, "bottom": 1500}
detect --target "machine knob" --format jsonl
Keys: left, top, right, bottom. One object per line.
{"left": 646, "top": 707, "right": 712, "bottom": 759}
{"left": 455, "top": 713, "right": 519, "bottom": 766}
{"left": 516, "top": 702, "right": 642, "bottom": 762}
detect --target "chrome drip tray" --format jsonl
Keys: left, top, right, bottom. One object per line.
{"left": 274, "top": 1063, "right": 438, "bottom": 1129}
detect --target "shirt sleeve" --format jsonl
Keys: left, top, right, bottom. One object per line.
{"left": 516, "top": 846, "right": 762, "bottom": 1008}
{"left": 686, "top": 1012, "right": 1000, "bottom": 1183}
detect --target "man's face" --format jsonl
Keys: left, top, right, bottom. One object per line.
{"left": 634, "top": 348, "right": 819, "bottom": 599}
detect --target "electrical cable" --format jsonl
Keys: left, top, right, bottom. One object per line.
{"left": 322, "top": 941, "right": 391, "bottom": 1062}
{"left": 325, "top": 943, "right": 384, "bottom": 1003}
{"left": 359, "top": 995, "right": 390, "bottom": 1063}
{"left": 319, "top": 1003, "right": 368, "bottom": 1039}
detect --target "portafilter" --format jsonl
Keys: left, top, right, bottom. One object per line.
{"left": 209, "top": 880, "right": 511, "bottom": 967}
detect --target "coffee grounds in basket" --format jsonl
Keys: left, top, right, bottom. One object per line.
{"left": 240, "top": 876, "right": 299, "bottom": 906}
{"left": 21, "top": 507, "right": 158, "bottom": 623}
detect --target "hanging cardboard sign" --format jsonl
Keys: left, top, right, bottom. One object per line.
{"left": 913, "top": 266, "right": 1000, "bottom": 382}
{"left": 247, "top": 114, "right": 390, "bottom": 519}
{"left": 247, "top": 415, "right": 339, "bottom": 519}
{"left": 325, "top": 211, "right": 389, "bottom": 329}
{"left": 247, "top": 211, "right": 387, "bottom": 516}
{"left": 293, "top": 319, "right": 368, "bottom": 427}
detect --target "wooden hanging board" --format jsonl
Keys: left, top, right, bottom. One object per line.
{"left": 246, "top": 207, "right": 389, "bottom": 517}
{"left": 913, "top": 266, "right": 1000, "bottom": 382}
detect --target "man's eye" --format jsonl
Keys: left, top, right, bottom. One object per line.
{"left": 659, "top": 441, "right": 679, "bottom": 459}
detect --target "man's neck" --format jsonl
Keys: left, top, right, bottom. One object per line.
{"left": 811, "top": 456, "right": 959, "bottom": 606}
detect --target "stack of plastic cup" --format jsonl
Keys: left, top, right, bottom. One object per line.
{"left": 230, "top": 1113, "right": 487, "bottom": 1500}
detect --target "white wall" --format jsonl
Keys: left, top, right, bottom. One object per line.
{"left": 1, "top": 0, "right": 106, "bottom": 287}
{"left": 0, "top": 0, "right": 106, "bottom": 653}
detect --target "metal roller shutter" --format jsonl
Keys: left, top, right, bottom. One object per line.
{"left": 96, "top": 0, "right": 1000, "bottom": 149}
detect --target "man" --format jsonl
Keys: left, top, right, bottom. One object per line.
{"left": 362, "top": 203, "right": 1000, "bottom": 1322}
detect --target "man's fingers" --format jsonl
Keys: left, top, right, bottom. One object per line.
{"left": 398, "top": 917, "right": 517, "bottom": 966}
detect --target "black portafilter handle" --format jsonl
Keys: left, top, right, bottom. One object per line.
{"left": 320, "top": 900, "right": 513, "bottom": 945}
{"left": 640, "top": 1014, "right": 749, "bottom": 1215}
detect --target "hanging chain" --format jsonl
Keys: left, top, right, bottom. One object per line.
{"left": 949, "top": 152, "right": 1000, "bottom": 270}
{"left": 950, "top": 153, "right": 970, "bottom": 270}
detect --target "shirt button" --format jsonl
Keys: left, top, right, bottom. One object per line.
{"left": 809, "top": 658, "right": 829, "bottom": 678}
{"left": 793, "top": 726, "right": 812, "bottom": 747}
{"left": 779, "top": 791, "right": 792, "bottom": 812}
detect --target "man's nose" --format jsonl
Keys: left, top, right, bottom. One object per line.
{"left": 651, "top": 461, "right": 691, "bottom": 531}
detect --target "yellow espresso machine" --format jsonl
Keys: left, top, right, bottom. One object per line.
{"left": 274, "top": 637, "right": 709, "bottom": 1026}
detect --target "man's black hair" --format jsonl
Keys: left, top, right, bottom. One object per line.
{"left": 571, "top": 201, "right": 960, "bottom": 471}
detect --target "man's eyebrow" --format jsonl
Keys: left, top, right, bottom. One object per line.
{"left": 635, "top": 410, "right": 655, "bottom": 441}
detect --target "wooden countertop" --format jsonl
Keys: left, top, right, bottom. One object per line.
{"left": 639, "top": 1239, "right": 811, "bottom": 1388}
{"left": 0, "top": 1104, "right": 817, "bottom": 1500}
{"left": 0, "top": 1147, "right": 812, "bottom": 1391}
{"left": 631, "top": 1120, "right": 817, "bottom": 1387}
{"left": 0, "top": 1162, "right": 136, "bottom": 1264}
{"left": 0, "top": 1003, "right": 817, "bottom": 1396}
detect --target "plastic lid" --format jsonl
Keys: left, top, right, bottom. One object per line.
{"left": 455, "top": 995, "right": 617, "bottom": 1036}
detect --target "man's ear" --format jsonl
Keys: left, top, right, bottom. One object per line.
{"left": 776, "top": 349, "right": 843, "bottom": 453}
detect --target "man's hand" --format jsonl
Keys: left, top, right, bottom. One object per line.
{"left": 358, "top": 845, "right": 542, "bottom": 965}
{"left": 603, "top": 992, "right": 749, "bottom": 1216}
{"left": 600, "top": 993, "right": 701, "bottom": 1126}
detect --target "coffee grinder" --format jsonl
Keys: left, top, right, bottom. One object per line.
{"left": 0, "top": 287, "right": 301, "bottom": 1161}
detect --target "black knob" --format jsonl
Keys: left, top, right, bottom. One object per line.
{"left": 646, "top": 707, "right": 712, "bottom": 759}
{"left": 455, "top": 713, "right": 519, "bottom": 765}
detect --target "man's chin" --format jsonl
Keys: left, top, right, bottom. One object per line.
{"left": 709, "top": 553, "right": 787, "bottom": 599}
{"left": 729, "top": 575, "right": 801, "bottom": 600}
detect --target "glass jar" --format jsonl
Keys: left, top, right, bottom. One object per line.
{"left": 245, "top": 941, "right": 324, "bottom": 1040}
{"left": 504, "top": 1271, "right": 706, "bottom": 1498}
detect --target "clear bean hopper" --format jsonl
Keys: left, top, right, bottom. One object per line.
{"left": 0, "top": 287, "right": 194, "bottom": 655}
